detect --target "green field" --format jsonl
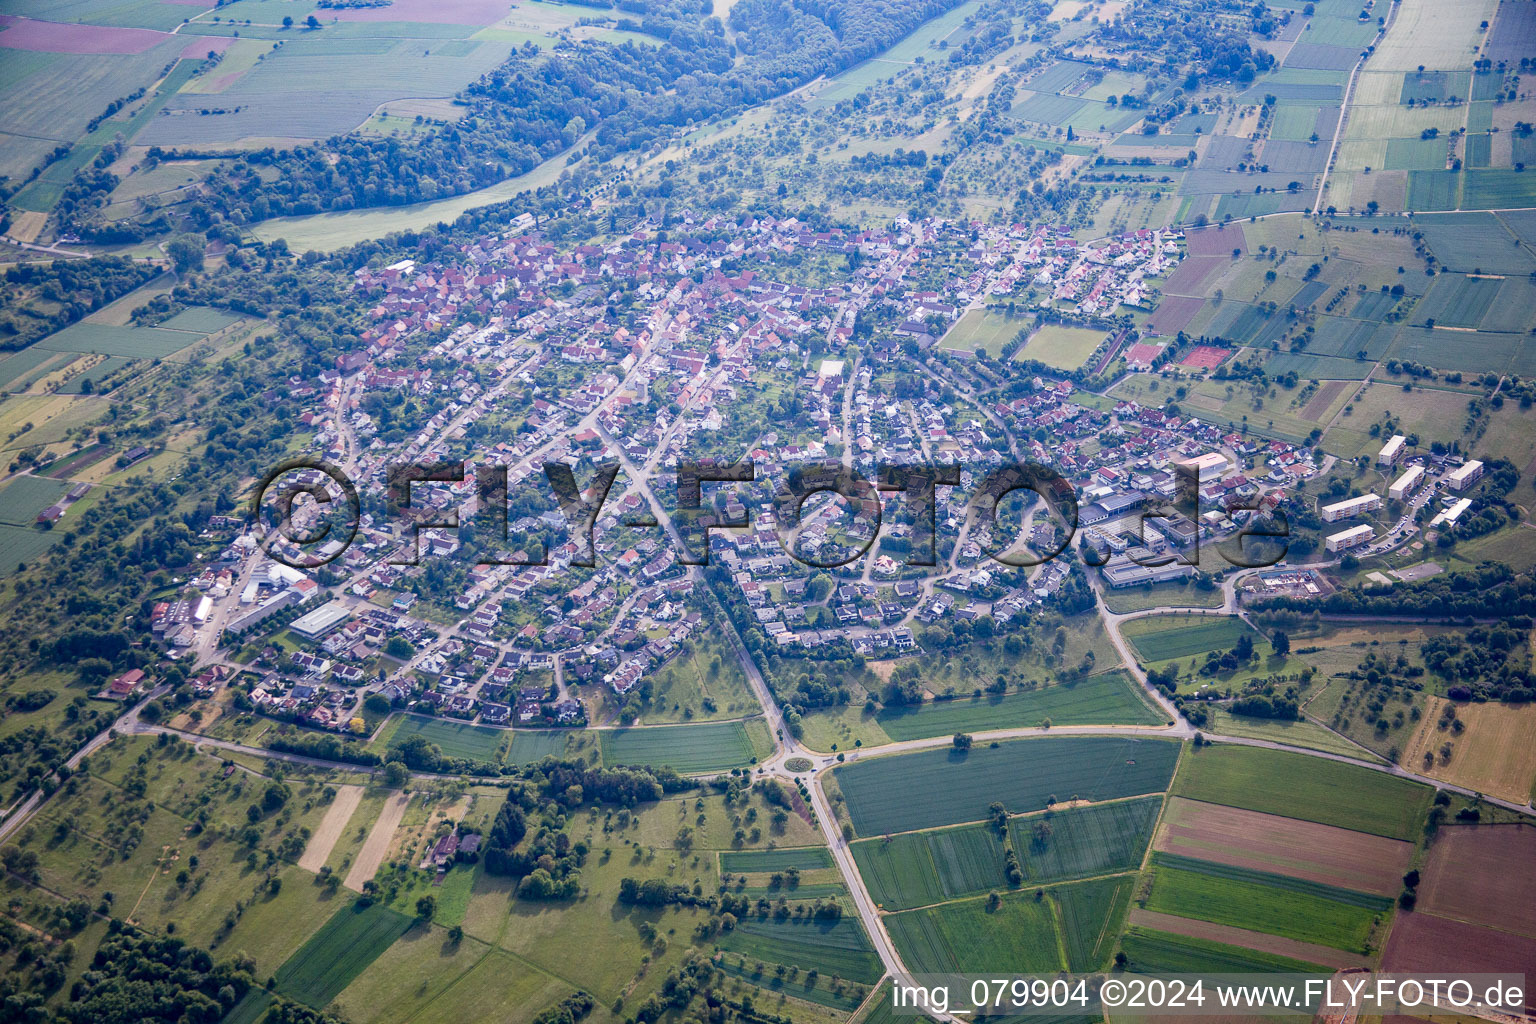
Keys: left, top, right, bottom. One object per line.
{"left": 381, "top": 714, "right": 506, "bottom": 763}
{"left": 1018, "top": 324, "right": 1104, "bottom": 372}
{"left": 0, "top": 523, "right": 63, "bottom": 573}
{"left": 273, "top": 902, "right": 416, "bottom": 1008}
{"left": 875, "top": 672, "right": 1164, "bottom": 740}
{"left": 1151, "top": 854, "right": 1392, "bottom": 910}
{"left": 886, "top": 888, "right": 1063, "bottom": 974}
{"left": 0, "top": 475, "right": 71, "bottom": 527}
{"left": 1123, "top": 616, "right": 1259, "bottom": 663}
{"left": 717, "top": 915, "right": 884, "bottom": 985}
{"left": 853, "top": 796, "right": 1161, "bottom": 911}
{"left": 1144, "top": 865, "right": 1382, "bottom": 953}
{"left": 34, "top": 321, "right": 207, "bottom": 359}
{"left": 834, "top": 737, "right": 1180, "bottom": 837}
{"left": 1057, "top": 875, "right": 1134, "bottom": 971}
{"left": 599, "top": 720, "right": 760, "bottom": 773}
{"left": 1172, "top": 745, "right": 1431, "bottom": 840}
{"left": 940, "top": 309, "right": 1031, "bottom": 357}
{"left": 1119, "top": 927, "right": 1329, "bottom": 974}
{"left": 505, "top": 730, "right": 569, "bottom": 764}
{"left": 720, "top": 848, "right": 833, "bottom": 873}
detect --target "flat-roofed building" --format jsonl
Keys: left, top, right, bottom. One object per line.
{"left": 1446, "top": 460, "right": 1484, "bottom": 492}
{"left": 1388, "top": 465, "right": 1425, "bottom": 501}
{"left": 1326, "top": 524, "right": 1374, "bottom": 553}
{"left": 1377, "top": 434, "right": 1406, "bottom": 467}
{"left": 1431, "top": 497, "right": 1472, "bottom": 527}
{"left": 289, "top": 600, "right": 352, "bottom": 640}
{"left": 1178, "top": 452, "right": 1229, "bottom": 483}
{"left": 1320, "top": 493, "right": 1382, "bottom": 523}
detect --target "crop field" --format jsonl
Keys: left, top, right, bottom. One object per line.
{"left": 0, "top": 523, "right": 61, "bottom": 572}
{"left": 1401, "top": 698, "right": 1536, "bottom": 804}
{"left": 853, "top": 823, "right": 1007, "bottom": 911}
{"left": 1171, "top": 745, "right": 1431, "bottom": 840}
{"left": 1417, "top": 824, "right": 1536, "bottom": 937}
{"left": 1381, "top": 324, "right": 1529, "bottom": 375}
{"left": 717, "top": 915, "right": 884, "bottom": 985}
{"left": 378, "top": 714, "right": 506, "bottom": 762}
{"left": 1383, "top": 912, "right": 1536, "bottom": 1005}
{"left": 720, "top": 848, "right": 833, "bottom": 874}
{"left": 1414, "top": 274, "right": 1503, "bottom": 327}
{"left": 874, "top": 672, "right": 1163, "bottom": 740}
{"left": 940, "top": 309, "right": 1030, "bottom": 357}
{"left": 503, "top": 730, "right": 569, "bottom": 765}
{"left": 0, "top": 474, "right": 70, "bottom": 526}
{"left": 34, "top": 321, "right": 207, "bottom": 359}
{"left": 886, "top": 889, "right": 1064, "bottom": 974}
{"left": 598, "top": 720, "right": 759, "bottom": 772}
{"left": 1122, "top": 615, "right": 1257, "bottom": 663}
{"left": 833, "top": 736, "right": 1181, "bottom": 837}
{"left": 1017, "top": 324, "right": 1103, "bottom": 371}
{"left": 273, "top": 902, "right": 416, "bottom": 1009}
{"left": 1418, "top": 213, "right": 1536, "bottom": 274}
{"left": 0, "top": 347, "right": 70, "bottom": 391}
{"left": 1008, "top": 796, "right": 1162, "bottom": 883}
{"left": 1144, "top": 861, "right": 1383, "bottom": 953}
{"left": 1118, "top": 926, "right": 1329, "bottom": 974}
{"left": 1406, "top": 170, "right": 1461, "bottom": 211}
{"left": 1056, "top": 876, "right": 1132, "bottom": 970}
{"left": 1463, "top": 168, "right": 1536, "bottom": 209}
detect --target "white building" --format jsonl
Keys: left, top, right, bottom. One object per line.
{"left": 1179, "top": 451, "right": 1229, "bottom": 483}
{"left": 1320, "top": 493, "right": 1382, "bottom": 523}
{"left": 1446, "top": 460, "right": 1484, "bottom": 492}
{"left": 1388, "top": 465, "right": 1425, "bottom": 501}
{"left": 1431, "top": 497, "right": 1472, "bottom": 527}
{"left": 1326, "top": 524, "right": 1374, "bottom": 552}
{"left": 1377, "top": 434, "right": 1406, "bottom": 468}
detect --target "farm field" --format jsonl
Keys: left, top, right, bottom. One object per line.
{"left": 1399, "top": 697, "right": 1536, "bottom": 804}
{"left": 1382, "top": 912, "right": 1536, "bottom": 1006}
{"left": 874, "top": 672, "right": 1165, "bottom": 740}
{"left": 1005, "top": 796, "right": 1162, "bottom": 886}
{"left": 1154, "top": 797, "right": 1414, "bottom": 896}
{"left": 1171, "top": 744, "right": 1431, "bottom": 840}
{"left": 1144, "top": 858, "right": 1387, "bottom": 953}
{"left": 1416, "top": 825, "right": 1536, "bottom": 937}
{"left": 273, "top": 902, "right": 419, "bottom": 1009}
{"left": 885, "top": 887, "right": 1064, "bottom": 974}
{"left": 833, "top": 736, "right": 1181, "bottom": 837}
{"left": 716, "top": 915, "right": 885, "bottom": 985}
{"left": 0, "top": 474, "right": 70, "bottom": 527}
{"left": 374, "top": 713, "right": 507, "bottom": 762}
{"left": 720, "top": 848, "right": 833, "bottom": 874}
{"left": 1123, "top": 615, "right": 1258, "bottom": 663}
{"left": 1203, "top": 708, "right": 1384, "bottom": 763}
{"left": 1118, "top": 924, "right": 1334, "bottom": 974}
{"left": 598, "top": 720, "right": 762, "bottom": 773}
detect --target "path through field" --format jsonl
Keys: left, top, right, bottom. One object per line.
{"left": 344, "top": 791, "right": 409, "bottom": 891}
{"left": 298, "top": 785, "right": 364, "bottom": 873}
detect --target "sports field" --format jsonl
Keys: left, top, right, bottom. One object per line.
{"left": 1017, "top": 324, "right": 1104, "bottom": 372}
{"left": 1171, "top": 745, "right": 1431, "bottom": 840}
{"left": 273, "top": 902, "right": 416, "bottom": 1009}
{"left": 940, "top": 309, "right": 1029, "bottom": 357}
{"left": 598, "top": 720, "right": 760, "bottom": 772}
{"left": 834, "top": 736, "right": 1180, "bottom": 837}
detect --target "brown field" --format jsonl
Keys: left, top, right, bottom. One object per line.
{"left": 297, "top": 784, "right": 364, "bottom": 873}
{"left": 1417, "top": 825, "right": 1536, "bottom": 938}
{"left": 1126, "top": 909, "right": 1367, "bottom": 969}
{"left": 1302, "top": 380, "right": 1349, "bottom": 422}
{"left": 1400, "top": 698, "right": 1536, "bottom": 804}
{"left": 344, "top": 790, "right": 409, "bottom": 891}
{"left": 1186, "top": 223, "right": 1247, "bottom": 257}
{"left": 0, "top": 15, "right": 169, "bottom": 53}
{"left": 1383, "top": 913, "right": 1536, "bottom": 1008}
{"left": 1156, "top": 797, "right": 1414, "bottom": 896}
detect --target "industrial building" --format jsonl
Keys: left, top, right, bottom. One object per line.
{"left": 289, "top": 600, "right": 353, "bottom": 640}
{"left": 1325, "top": 524, "right": 1374, "bottom": 553}
{"left": 1320, "top": 493, "right": 1382, "bottom": 523}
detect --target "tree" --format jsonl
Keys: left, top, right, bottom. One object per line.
{"left": 952, "top": 732, "right": 973, "bottom": 750}
{"left": 384, "top": 636, "right": 414, "bottom": 660}
{"left": 416, "top": 894, "right": 436, "bottom": 920}
{"left": 381, "top": 760, "right": 409, "bottom": 788}
{"left": 282, "top": 15, "right": 293, "bottom": 27}
{"left": 1271, "top": 630, "right": 1290, "bottom": 656}
{"left": 167, "top": 233, "right": 205, "bottom": 273}
{"left": 305, "top": 14, "right": 320, "bottom": 28}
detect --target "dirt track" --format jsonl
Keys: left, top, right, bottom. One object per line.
{"left": 344, "top": 791, "right": 409, "bottom": 891}
{"left": 297, "top": 785, "right": 363, "bottom": 873}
